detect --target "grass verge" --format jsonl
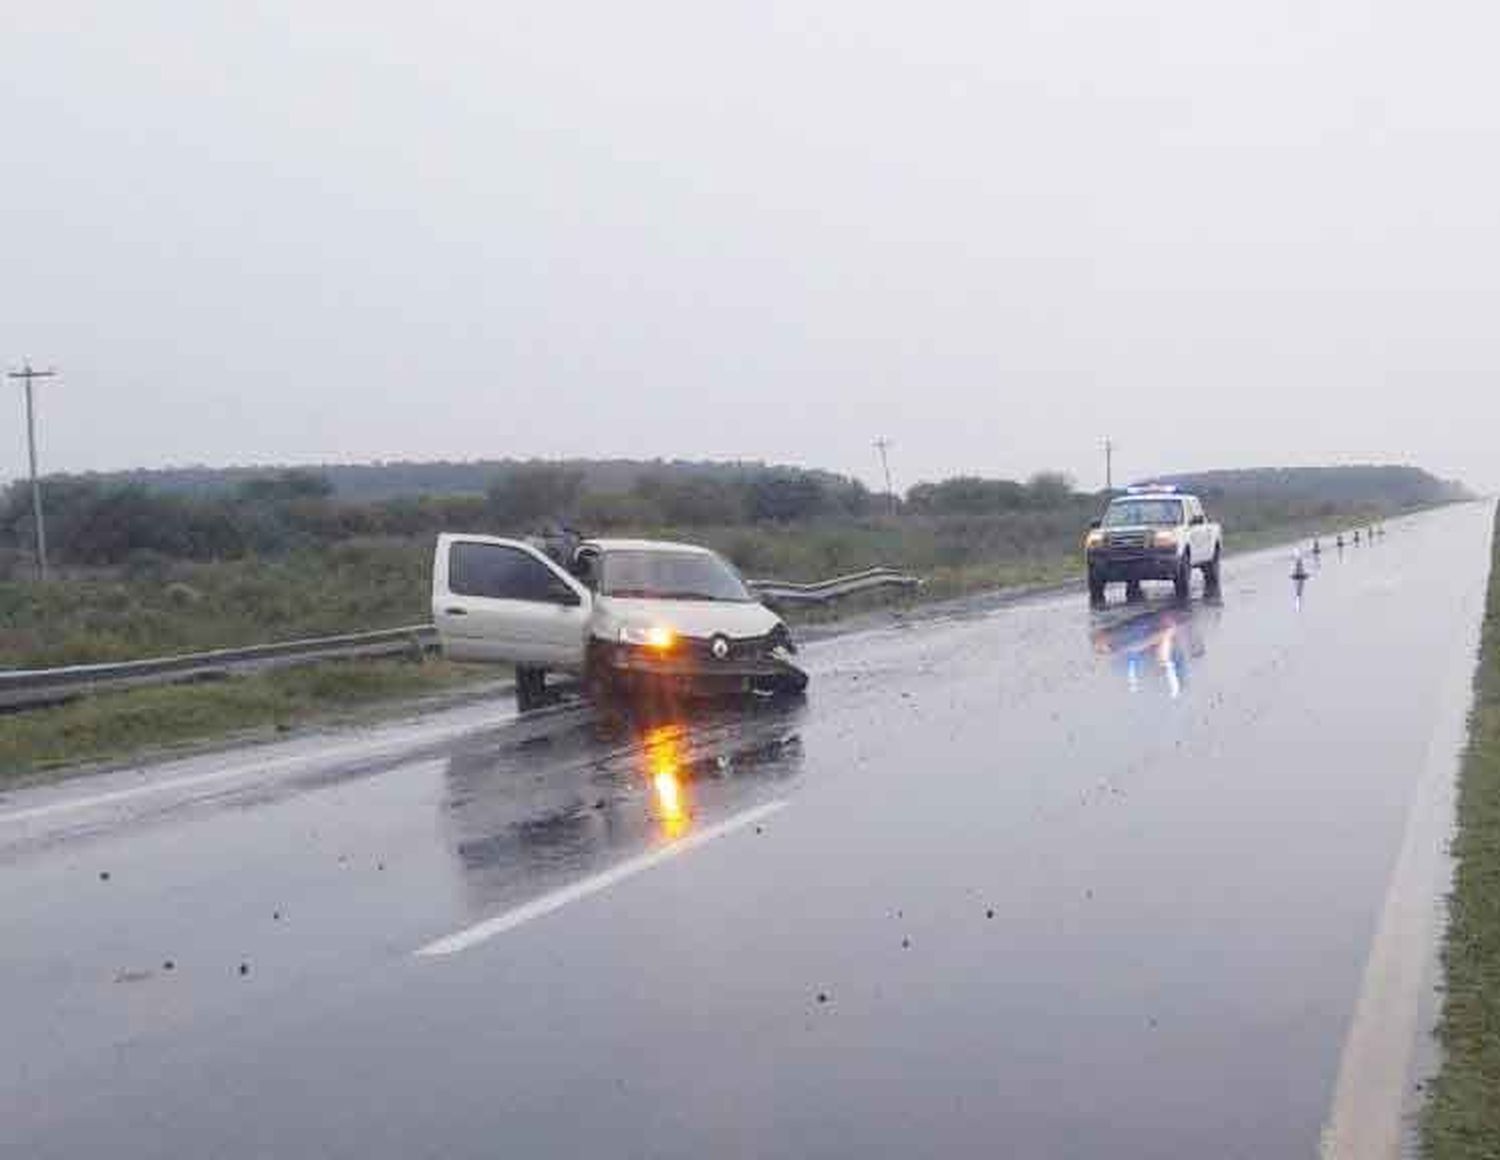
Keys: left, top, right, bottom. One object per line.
{"left": 1421, "top": 503, "right": 1500, "bottom": 1156}
{"left": 0, "top": 658, "right": 501, "bottom": 785}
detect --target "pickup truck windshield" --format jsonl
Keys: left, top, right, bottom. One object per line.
{"left": 599, "top": 550, "right": 755, "bottom": 602}
{"left": 1102, "top": 499, "right": 1185, "bottom": 527}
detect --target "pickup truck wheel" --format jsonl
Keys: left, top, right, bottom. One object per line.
{"left": 1125, "top": 580, "right": 1144, "bottom": 603}
{"left": 1202, "top": 546, "right": 1222, "bottom": 594}
{"left": 514, "top": 665, "right": 547, "bottom": 712}
{"left": 1173, "top": 551, "right": 1192, "bottom": 601}
{"left": 1088, "top": 575, "right": 1107, "bottom": 605}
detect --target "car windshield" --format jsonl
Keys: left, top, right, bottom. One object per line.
{"left": 599, "top": 549, "right": 754, "bottom": 602}
{"left": 1102, "top": 499, "right": 1184, "bottom": 527}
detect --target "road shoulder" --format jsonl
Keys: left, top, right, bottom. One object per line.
{"left": 1420, "top": 503, "right": 1500, "bottom": 1157}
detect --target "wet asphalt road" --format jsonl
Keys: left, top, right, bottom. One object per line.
{"left": 1, "top": 503, "right": 1493, "bottom": 1159}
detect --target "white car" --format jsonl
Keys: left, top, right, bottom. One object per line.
{"left": 432, "top": 534, "right": 809, "bottom": 710}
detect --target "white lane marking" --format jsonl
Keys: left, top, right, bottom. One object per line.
{"left": 0, "top": 717, "right": 500, "bottom": 826}
{"left": 416, "top": 799, "right": 790, "bottom": 958}
{"left": 1319, "top": 585, "right": 1482, "bottom": 1159}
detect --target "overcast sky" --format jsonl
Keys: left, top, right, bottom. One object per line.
{"left": 4, "top": 2, "right": 1497, "bottom": 493}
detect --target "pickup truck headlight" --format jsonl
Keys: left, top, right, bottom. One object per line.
{"left": 1152, "top": 529, "right": 1181, "bottom": 548}
{"left": 619, "top": 624, "right": 677, "bottom": 651}
{"left": 1084, "top": 530, "right": 1104, "bottom": 549}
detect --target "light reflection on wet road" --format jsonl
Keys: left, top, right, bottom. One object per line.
{"left": 440, "top": 707, "right": 805, "bottom": 918}
{"left": 0, "top": 503, "right": 1492, "bottom": 1159}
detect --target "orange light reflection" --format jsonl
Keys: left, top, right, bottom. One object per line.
{"left": 644, "top": 724, "right": 691, "bottom": 839}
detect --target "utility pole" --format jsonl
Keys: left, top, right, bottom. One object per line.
{"left": 7, "top": 361, "right": 56, "bottom": 580}
{"left": 873, "top": 437, "right": 896, "bottom": 514}
{"left": 1103, "top": 437, "right": 1114, "bottom": 493}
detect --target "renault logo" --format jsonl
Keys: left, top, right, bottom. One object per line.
{"left": 711, "top": 636, "right": 730, "bottom": 660}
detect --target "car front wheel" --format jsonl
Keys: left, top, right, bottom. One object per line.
{"left": 583, "top": 646, "right": 619, "bottom": 710}
{"left": 514, "top": 665, "right": 547, "bottom": 712}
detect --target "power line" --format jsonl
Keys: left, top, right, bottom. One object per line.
{"left": 873, "top": 437, "right": 896, "bottom": 514}
{"left": 7, "top": 360, "right": 57, "bottom": 580}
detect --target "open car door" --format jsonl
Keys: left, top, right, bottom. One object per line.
{"left": 432, "top": 534, "right": 590, "bottom": 670}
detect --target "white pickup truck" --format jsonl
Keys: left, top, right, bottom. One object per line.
{"left": 1083, "top": 486, "right": 1223, "bottom": 603}
{"left": 431, "top": 533, "right": 808, "bottom": 710}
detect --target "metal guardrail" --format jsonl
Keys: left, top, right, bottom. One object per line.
{"left": 749, "top": 566, "right": 921, "bottom": 605}
{"left": 0, "top": 567, "right": 919, "bottom": 711}
{"left": 0, "top": 626, "right": 438, "bottom": 711}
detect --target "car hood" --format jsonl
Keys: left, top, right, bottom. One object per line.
{"left": 593, "top": 596, "right": 782, "bottom": 640}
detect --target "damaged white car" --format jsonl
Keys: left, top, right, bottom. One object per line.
{"left": 432, "top": 534, "right": 809, "bottom": 711}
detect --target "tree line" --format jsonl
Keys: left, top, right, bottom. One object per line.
{"left": 0, "top": 463, "right": 1092, "bottom": 570}
{"left": 1, "top": 459, "right": 1460, "bottom": 573}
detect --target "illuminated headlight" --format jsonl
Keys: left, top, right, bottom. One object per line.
{"left": 1084, "top": 530, "right": 1104, "bottom": 549}
{"left": 1152, "top": 529, "right": 1180, "bottom": 548}
{"left": 619, "top": 624, "right": 677, "bottom": 650}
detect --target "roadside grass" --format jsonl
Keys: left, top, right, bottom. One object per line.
{"left": 1420, "top": 503, "right": 1500, "bottom": 1157}
{"left": 0, "top": 538, "right": 431, "bottom": 668}
{"left": 0, "top": 658, "right": 501, "bottom": 784}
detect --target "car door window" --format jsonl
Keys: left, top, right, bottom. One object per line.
{"left": 449, "top": 542, "right": 572, "bottom": 603}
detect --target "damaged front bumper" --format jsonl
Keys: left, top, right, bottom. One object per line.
{"left": 600, "top": 640, "right": 810, "bottom": 697}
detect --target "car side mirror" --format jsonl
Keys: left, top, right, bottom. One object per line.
{"left": 1190, "top": 514, "right": 1205, "bottom": 526}
{"left": 1089, "top": 518, "right": 1102, "bottom": 529}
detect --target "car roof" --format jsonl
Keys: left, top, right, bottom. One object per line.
{"left": 580, "top": 538, "right": 716, "bottom": 555}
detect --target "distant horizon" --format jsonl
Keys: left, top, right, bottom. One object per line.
{"left": 0, "top": 428, "right": 1481, "bottom": 499}
{"left": 6, "top": 453, "right": 1468, "bottom": 498}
